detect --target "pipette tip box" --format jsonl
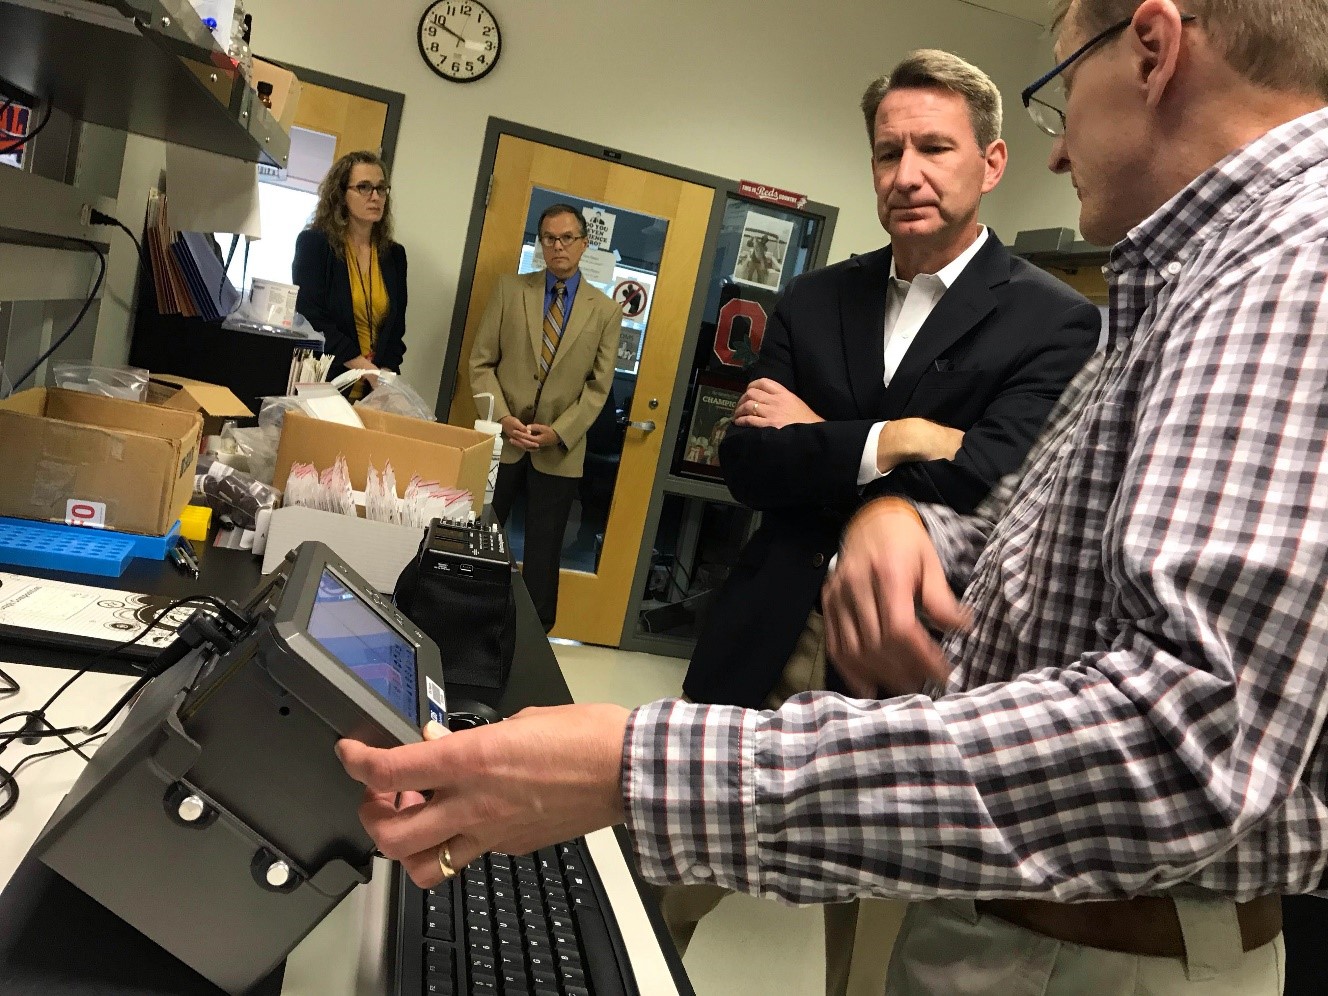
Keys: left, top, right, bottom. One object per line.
{"left": 0, "top": 517, "right": 182, "bottom": 577}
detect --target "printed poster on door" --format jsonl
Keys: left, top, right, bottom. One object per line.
{"left": 582, "top": 207, "right": 616, "bottom": 250}
{"left": 612, "top": 271, "right": 655, "bottom": 326}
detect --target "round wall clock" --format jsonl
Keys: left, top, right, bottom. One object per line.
{"left": 418, "top": 1, "right": 502, "bottom": 83}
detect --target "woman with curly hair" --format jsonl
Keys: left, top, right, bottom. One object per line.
{"left": 293, "top": 150, "right": 408, "bottom": 381}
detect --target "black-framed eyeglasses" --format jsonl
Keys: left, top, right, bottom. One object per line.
{"left": 538, "top": 233, "right": 585, "bottom": 248}
{"left": 348, "top": 181, "right": 390, "bottom": 198}
{"left": 1021, "top": 13, "right": 1197, "bottom": 137}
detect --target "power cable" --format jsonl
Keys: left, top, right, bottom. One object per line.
{"left": 0, "top": 733, "right": 107, "bottom": 820}
{"left": 7, "top": 238, "right": 106, "bottom": 392}
{"left": 88, "top": 208, "right": 146, "bottom": 269}
{"left": 0, "top": 594, "right": 236, "bottom": 821}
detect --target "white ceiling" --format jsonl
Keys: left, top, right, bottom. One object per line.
{"left": 959, "top": 0, "right": 1056, "bottom": 26}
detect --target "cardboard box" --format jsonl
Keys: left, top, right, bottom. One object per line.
{"left": 0, "top": 388, "right": 203, "bottom": 536}
{"left": 252, "top": 58, "right": 302, "bottom": 133}
{"left": 273, "top": 410, "right": 492, "bottom": 515}
{"left": 146, "top": 374, "right": 253, "bottom": 437}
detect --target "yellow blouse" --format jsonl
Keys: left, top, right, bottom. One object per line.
{"left": 346, "top": 240, "right": 390, "bottom": 361}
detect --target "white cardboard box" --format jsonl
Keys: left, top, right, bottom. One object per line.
{"left": 261, "top": 506, "right": 423, "bottom": 593}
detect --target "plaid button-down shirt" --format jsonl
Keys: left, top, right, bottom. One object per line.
{"left": 623, "top": 108, "right": 1328, "bottom": 905}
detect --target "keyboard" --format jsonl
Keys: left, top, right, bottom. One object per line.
{"left": 391, "top": 837, "right": 638, "bottom": 996}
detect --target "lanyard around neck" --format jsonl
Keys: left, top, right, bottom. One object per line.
{"left": 349, "top": 242, "right": 377, "bottom": 351}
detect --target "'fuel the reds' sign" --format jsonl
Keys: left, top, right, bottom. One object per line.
{"left": 738, "top": 180, "right": 808, "bottom": 211}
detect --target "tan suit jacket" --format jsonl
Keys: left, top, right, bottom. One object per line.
{"left": 468, "top": 270, "right": 622, "bottom": 478}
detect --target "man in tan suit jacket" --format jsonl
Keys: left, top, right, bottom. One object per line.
{"left": 468, "top": 204, "right": 622, "bottom": 631}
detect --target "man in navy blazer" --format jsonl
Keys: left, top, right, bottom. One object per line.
{"left": 668, "top": 50, "right": 1100, "bottom": 996}
{"left": 685, "top": 56, "right": 1100, "bottom": 711}
{"left": 684, "top": 232, "right": 1100, "bottom": 708}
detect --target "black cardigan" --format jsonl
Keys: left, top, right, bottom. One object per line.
{"left": 292, "top": 228, "right": 409, "bottom": 376}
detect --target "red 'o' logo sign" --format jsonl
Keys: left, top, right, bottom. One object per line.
{"left": 713, "top": 299, "right": 767, "bottom": 366}
{"left": 71, "top": 503, "right": 97, "bottom": 521}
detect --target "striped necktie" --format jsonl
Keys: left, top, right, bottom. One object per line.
{"left": 538, "top": 280, "right": 567, "bottom": 383}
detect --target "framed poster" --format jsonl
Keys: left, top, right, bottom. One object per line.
{"left": 705, "top": 278, "right": 779, "bottom": 373}
{"left": 732, "top": 212, "right": 794, "bottom": 291}
{"left": 677, "top": 372, "right": 741, "bottom": 479}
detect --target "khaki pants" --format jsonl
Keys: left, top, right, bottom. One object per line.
{"left": 886, "top": 896, "right": 1284, "bottom": 995}
{"left": 659, "top": 611, "right": 907, "bottom": 996}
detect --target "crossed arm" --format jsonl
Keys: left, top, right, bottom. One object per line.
{"left": 719, "top": 298, "right": 972, "bottom": 510}
{"left": 733, "top": 377, "right": 964, "bottom": 474}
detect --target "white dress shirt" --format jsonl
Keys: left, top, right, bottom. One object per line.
{"left": 856, "top": 226, "right": 989, "bottom": 485}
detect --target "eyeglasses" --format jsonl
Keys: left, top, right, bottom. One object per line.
{"left": 347, "top": 182, "right": 390, "bottom": 198}
{"left": 538, "top": 233, "right": 585, "bottom": 248}
{"left": 1021, "top": 13, "right": 1197, "bottom": 136}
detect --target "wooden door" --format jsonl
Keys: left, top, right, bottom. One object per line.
{"left": 290, "top": 82, "right": 389, "bottom": 162}
{"left": 448, "top": 136, "right": 714, "bottom": 645}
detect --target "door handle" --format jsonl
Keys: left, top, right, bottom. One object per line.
{"left": 626, "top": 419, "right": 656, "bottom": 432}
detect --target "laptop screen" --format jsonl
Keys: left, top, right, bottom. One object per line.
{"left": 307, "top": 568, "right": 418, "bottom": 721}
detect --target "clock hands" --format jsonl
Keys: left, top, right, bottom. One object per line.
{"left": 439, "top": 16, "right": 466, "bottom": 45}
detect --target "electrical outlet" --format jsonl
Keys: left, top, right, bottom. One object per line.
{"left": 79, "top": 203, "right": 93, "bottom": 227}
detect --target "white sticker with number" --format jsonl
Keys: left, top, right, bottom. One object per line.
{"left": 66, "top": 500, "right": 107, "bottom": 528}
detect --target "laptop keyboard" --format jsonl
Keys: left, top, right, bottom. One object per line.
{"left": 406, "top": 838, "right": 633, "bottom": 996}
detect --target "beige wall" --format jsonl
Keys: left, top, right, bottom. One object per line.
{"left": 94, "top": 135, "right": 165, "bottom": 369}
{"left": 98, "top": 0, "right": 1084, "bottom": 407}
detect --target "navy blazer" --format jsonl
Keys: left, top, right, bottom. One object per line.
{"left": 683, "top": 233, "right": 1101, "bottom": 708}
{"left": 292, "top": 228, "right": 408, "bottom": 377}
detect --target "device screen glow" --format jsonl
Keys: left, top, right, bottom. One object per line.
{"left": 307, "top": 569, "right": 418, "bottom": 721}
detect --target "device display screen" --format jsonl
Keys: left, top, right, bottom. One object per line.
{"left": 307, "top": 569, "right": 418, "bottom": 721}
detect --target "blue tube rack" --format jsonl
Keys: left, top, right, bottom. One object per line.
{"left": 0, "top": 517, "right": 182, "bottom": 577}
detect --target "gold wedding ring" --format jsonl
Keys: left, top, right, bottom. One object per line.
{"left": 437, "top": 843, "right": 457, "bottom": 879}
{"left": 753, "top": 401, "right": 759, "bottom": 415}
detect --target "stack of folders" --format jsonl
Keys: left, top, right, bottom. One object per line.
{"left": 144, "top": 189, "right": 243, "bottom": 322}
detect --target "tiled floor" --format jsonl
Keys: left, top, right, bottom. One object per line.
{"left": 551, "top": 640, "right": 826, "bottom": 996}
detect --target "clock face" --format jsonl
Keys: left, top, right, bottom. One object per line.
{"left": 418, "top": 1, "right": 502, "bottom": 83}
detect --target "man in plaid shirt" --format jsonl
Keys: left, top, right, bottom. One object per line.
{"left": 340, "top": 0, "right": 1328, "bottom": 990}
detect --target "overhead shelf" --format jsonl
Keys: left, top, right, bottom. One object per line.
{"left": 0, "top": 0, "right": 288, "bottom": 167}
{"left": 1012, "top": 227, "right": 1110, "bottom": 271}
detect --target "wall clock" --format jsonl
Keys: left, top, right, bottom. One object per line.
{"left": 418, "top": 1, "right": 501, "bottom": 83}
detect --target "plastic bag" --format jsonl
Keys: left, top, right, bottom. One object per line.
{"left": 258, "top": 395, "right": 304, "bottom": 431}
{"left": 208, "top": 396, "right": 318, "bottom": 483}
{"left": 220, "top": 423, "right": 281, "bottom": 485}
{"left": 194, "top": 454, "right": 282, "bottom": 531}
{"left": 53, "top": 363, "right": 149, "bottom": 401}
{"left": 221, "top": 307, "right": 325, "bottom": 347}
{"left": 353, "top": 371, "right": 436, "bottom": 422}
